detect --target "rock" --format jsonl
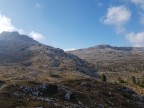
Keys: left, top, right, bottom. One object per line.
{"left": 42, "top": 84, "right": 58, "bottom": 95}
{"left": 98, "top": 104, "right": 104, "bottom": 108}
{"left": 13, "top": 92, "right": 21, "bottom": 97}
{"left": 64, "top": 91, "right": 72, "bottom": 101}
{"left": 121, "top": 87, "right": 135, "bottom": 94}
{"left": 39, "top": 83, "right": 48, "bottom": 90}
{"left": 107, "top": 92, "right": 112, "bottom": 96}
{"left": 107, "top": 100, "right": 114, "bottom": 106}
{"left": 36, "top": 107, "right": 43, "bottom": 108}
{"left": 78, "top": 101, "right": 83, "bottom": 105}
{"left": 22, "top": 83, "right": 58, "bottom": 96}
{"left": 131, "top": 94, "right": 144, "bottom": 102}
{"left": 36, "top": 97, "right": 53, "bottom": 103}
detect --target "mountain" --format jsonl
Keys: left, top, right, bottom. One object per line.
{"left": 67, "top": 44, "right": 144, "bottom": 72}
{"left": 0, "top": 31, "right": 97, "bottom": 81}
{"left": 0, "top": 31, "right": 38, "bottom": 44}
{"left": 1, "top": 33, "right": 144, "bottom": 108}
{"left": 0, "top": 31, "right": 39, "bottom": 64}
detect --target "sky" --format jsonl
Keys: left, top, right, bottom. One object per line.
{"left": 0, "top": 0, "right": 144, "bottom": 50}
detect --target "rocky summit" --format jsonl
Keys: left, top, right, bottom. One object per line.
{"left": 0, "top": 31, "right": 97, "bottom": 82}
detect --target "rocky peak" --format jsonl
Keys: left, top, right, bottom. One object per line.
{"left": 0, "top": 31, "right": 38, "bottom": 44}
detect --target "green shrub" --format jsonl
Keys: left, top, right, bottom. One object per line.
{"left": 49, "top": 72, "right": 61, "bottom": 78}
{"left": 139, "top": 75, "right": 144, "bottom": 87}
{"left": 50, "top": 74, "right": 61, "bottom": 78}
{"left": 100, "top": 74, "right": 107, "bottom": 82}
{"left": 131, "top": 76, "right": 136, "bottom": 84}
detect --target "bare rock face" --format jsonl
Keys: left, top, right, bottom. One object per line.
{"left": 67, "top": 45, "right": 144, "bottom": 72}
{"left": 0, "top": 31, "right": 98, "bottom": 81}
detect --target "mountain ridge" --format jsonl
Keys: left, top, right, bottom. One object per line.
{"left": 0, "top": 31, "right": 98, "bottom": 81}
{"left": 67, "top": 44, "right": 144, "bottom": 72}
{"left": 72, "top": 44, "right": 144, "bottom": 52}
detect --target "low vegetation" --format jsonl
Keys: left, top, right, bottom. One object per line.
{"left": 0, "top": 79, "right": 144, "bottom": 108}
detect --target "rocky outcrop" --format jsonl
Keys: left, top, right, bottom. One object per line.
{"left": 1, "top": 79, "right": 144, "bottom": 108}
{"left": 21, "top": 83, "right": 58, "bottom": 96}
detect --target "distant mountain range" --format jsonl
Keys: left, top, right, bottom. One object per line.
{"left": 0, "top": 31, "right": 97, "bottom": 81}
{"left": 67, "top": 45, "right": 144, "bottom": 72}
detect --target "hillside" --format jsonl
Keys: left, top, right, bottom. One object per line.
{"left": 0, "top": 79, "right": 144, "bottom": 108}
{"left": 67, "top": 45, "right": 144, "bottom": 72}
{"left": 1, "top": 32, "right": 144, "bottom": 108}
{"left": 0, "top": 31, "right": 97, "bottom": 82}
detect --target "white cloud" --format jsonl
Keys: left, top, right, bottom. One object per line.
{"left": 102, "top": 6, "right": 131, "bottom": 33}
{"left": 126, "top": 32, "right": 144, "bottom": 47}
{"left": 29, "top": 31, "right": 44, "bottom": 41}
{"left": 0, "top": 14, "right": 16, "bottom": 33}
{"left": 64, "top": 48, "right": 76, "bottom": 51}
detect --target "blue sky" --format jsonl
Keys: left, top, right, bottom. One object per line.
{"left": 0, "top": 0, "right": 144, "bottom": 50}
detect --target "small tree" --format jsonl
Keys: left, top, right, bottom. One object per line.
{"left": 131, "top": 76, "right": 136, "bottom": 84}
{"left": 100, "top": 74, "right": 107, "bottom": 82}
{"left": 140, "top": 75, "right": 144, "bottom": 87}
